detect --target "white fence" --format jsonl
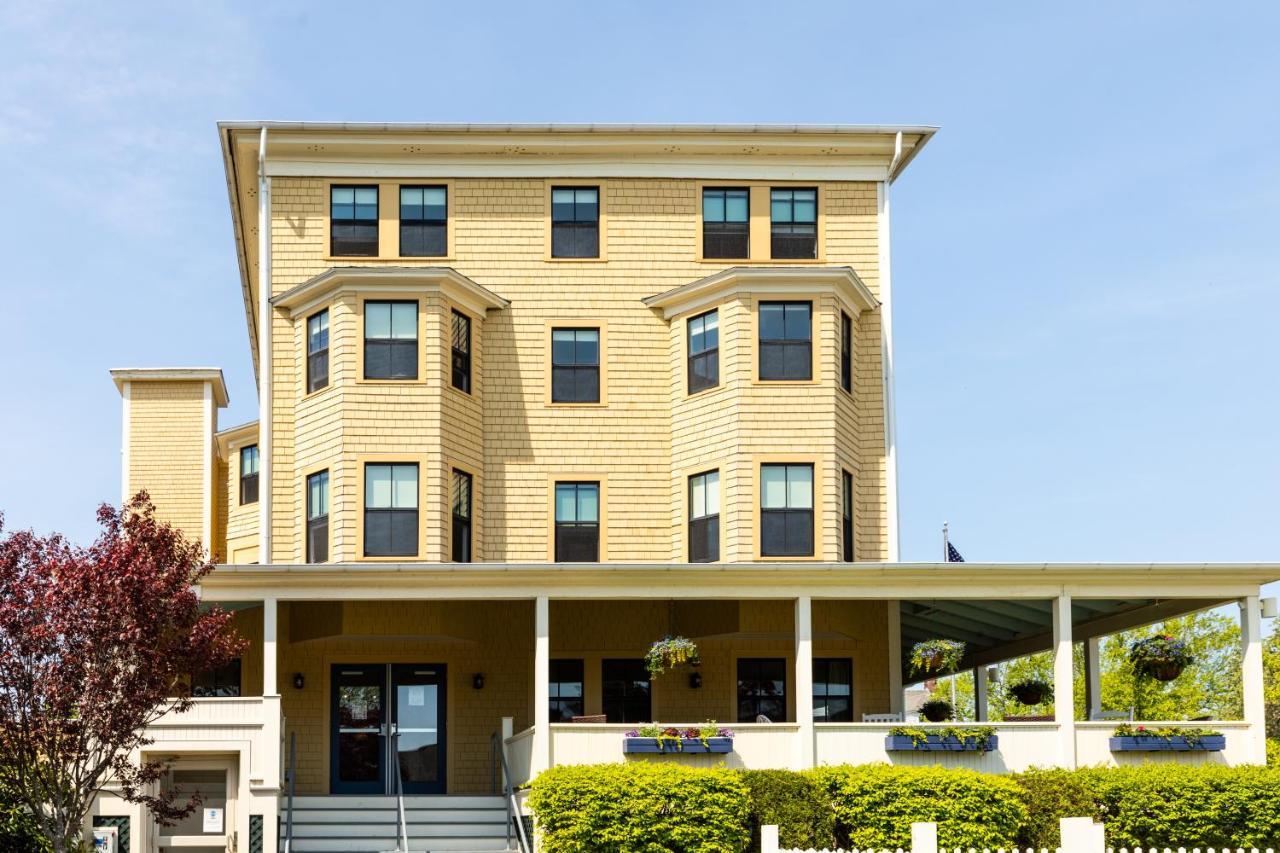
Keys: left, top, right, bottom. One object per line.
{"left": 761, "top": 819, "right": 1277, "bottom": 853}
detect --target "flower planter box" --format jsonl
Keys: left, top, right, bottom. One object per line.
{"left": 623, "top": 737, "right": 733, "bottom": 754}
{"left": 1109, "top": 735, "right": 1225, "bottom": 752}
{"left": 885, "top": 734, "right": 998, "bottom": 753}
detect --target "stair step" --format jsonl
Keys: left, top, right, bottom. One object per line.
{"left": 291, "top": 823, "right": 508, "bottom": 838}
{"left": 288, "top": 795, "right": 504, "bottom": 809}
{"left": 284, "top": 838, "right": 513, "bottom": 852}
{"left": 284, "top": 809, "right": 507, "bottom": 823}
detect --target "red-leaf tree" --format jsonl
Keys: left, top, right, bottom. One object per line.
{"left": 0, "top": 494, "right": 246, "bottom": 853}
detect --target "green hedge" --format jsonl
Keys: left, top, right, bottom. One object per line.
{"left": 529, "top": 762, "right": 1280, "bottom": 851}
{"left": 528, "top": 763, "right": 749, "bottom": 853}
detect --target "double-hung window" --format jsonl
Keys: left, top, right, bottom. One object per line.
{"left": 451, "top": 469, "right": 472, "bottom": 563}
{"left": 842, "top": 470, "right": 854, "bottom": 562}
{"left": 702, "top": 187, "right": 749, "bottom": 258}
{"left": 602, "top": 659, "right": 651, "bottom": 723}
{"left": 737, "top": 657, "right": 787, "bottom": 722}
{"left": 306, "top": 470, "right": 329, "bottom": 564}
{"left": 364, "top": 301, "right": 418, "bottom": 380}
{"left": 399, "top": 185, "right": 447, "bottom": 257}
{"left": 759, "top": 301, "right": 812, "bottom": 381}
{"left": 330, "top": 185, "right": 378, "bottom": 256}
{"left": 813, "top": 658, "right": 853, "bottom": 722}
{"left": 307, "top": 309, "right": 329, "bottom": 393}
{"left": 554, "top": 482, "right": 599, "bottom": 562}
{"left": 687, "top": 309, "right": 719, "bottom": 393}
{"left": 550, "top": 187, "right": 599, "bottom": 258}
{"left": 549, "top": 659, "right": 585, "bottom": 722}
{"left": 451, "top": 310, "right": 471, "bottom": 393}
{"left": 239, "top": 445, "right": 259, "bottom": 505}
{"left": 688, "top": 470, "right": 719, "bottom": 563}
{"left": 770, "top": 187, "right": 817, "bottom": 259}
{"left": 192, "top": 658, "right": 242, "bottom": 698}
{"left": 840, "top": 312, "right": 852, "bottom": 393}
{"left": 760, "top": 463, "right": 814, "bottom": 557}
{"left": 364, "top": 463, "right": 418, "bottom": 557}
{"left": 551, "top": 328, "right": 599, "bottom": 403}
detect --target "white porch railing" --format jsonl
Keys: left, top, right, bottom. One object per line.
{"left": 549, "top": 723, "right": 803, "bottom": 769}
{"left": 815, "top": 722, "right": 1064, "bottom": 772}
{"left": 147, "top": 696, "right": 277, "bottom": 787}
{"left": 1075, "top": 720, "right": 1254, "bottom": 767}
{"left": 504, "top": 724, "right": 537, "bottom": 787}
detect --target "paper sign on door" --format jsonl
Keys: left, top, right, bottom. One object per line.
{"left": 408, "top": 686, "right": 425, "bottom": 707}
{"left": 203, "top": 807, "right": 223, "bottom": 833}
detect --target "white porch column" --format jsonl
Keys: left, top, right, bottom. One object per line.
{"left": 262, "top": 596, "right": 278, "bottom": 697}
{"left": 532, "top": 595, "right": 551, "bottom": 775}
{"left": 974, "top": 666, "right": 989, "bottom": 722}
{"left": 259, "top": 596, "right": 282, "bottom": 852}
{"left": 1240, "top": 595, "right": 1266, "bottom": 764}
{"left": 887, "top": 600, "right": 904, "bottom": 715}
{"left": 1085, "top": 636, "right": 1102, "bottom": 721}
{"left": 1052, "top": 593, "right": 1076, "bottom": 768}
{"left": 795, "top": 596, "right": 814, "bottom": 767}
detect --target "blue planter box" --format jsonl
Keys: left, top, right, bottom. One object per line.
{"left": 885, "top": 734, "right": 998, "bottom": 752}
{"left": 623, "top": 737, "right": 733, "bottom": 754}
{"left": 1109, "top": 735, "right": 1225, "bottom": 752}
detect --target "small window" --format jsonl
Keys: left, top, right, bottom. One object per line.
{"left": 331, "top": 185, "right": 378, "bottom": 256}
{"left": 306, "top": 470, "right": 329, "bottom": 564}
{"left": 452, "top": 469, "right": 472, "bottom": 563}
{"left": 840, "top": 312, "right": 852, "bottom": 393}
{"left": 761, "top": 464, "right": 814, "bottom": 557}
{"left": 687, "top": 309, "right": 719, "bottom": 394}
{"left": 689, "top": 470, "right": 719, "bottom": 563}
{"left": 451, "top": 310, "right": 471, "bottom": 393}
{"left": 239, "top": 445, "right": 259, "bottom": 505}
{"left": 307, "top": 309, "right": 330, "bottom": 393}
{"left": 364, "top": 463, "right": 418, "bottom": 557}
{"left": 602, "top": 659, "right": 650, "bottom": 723}
{"left": 192, "top": 658, "right": 241, "bottom": 698}
{"left": 399, "top": 185, "right": 447, "bottom": 257}
{"left": 551, "top": 328, "right": 600, "bottom": 403}
{"left": 813, "top": 658, "right": 853, "bottom": 722}
{"left": 551, "top": 187, "right": 599, "bottom": 258}
{"left": 770, "top": 188, "right": 817, "bottom": 259}
{"left": 842, "top": 471, "right": 854, "bottom": 562}
{"left": 554, "top": 482, "right": 599, "bottom": 562}
{"left": 759, "top": 301, "right": 812, "bottom": 381}
{"left": 702, "top": 187, "right": 749, "bottom": 259}
{"left": 549, "top": 659, "right": 585, "bottom": 722}
{"left": 364, "top": 301, "right": 418, "bottom": 380}
{"left": 738, "top": 657, "right": 787, "bottom": 722}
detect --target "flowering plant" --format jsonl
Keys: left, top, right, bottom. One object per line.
{"left": 1006, "top": 678, "right": 1053, "bottom": 706}
{"left": 1128, "top": 634, "right": 1194, "bottom": 681}
{"left": 645, "top": 635, "right": 700, "bottom": 677}
{"left": 624, "top": 720, "right": 733, "bottom": 750}
{"left": 908, "top": 639, "right": 966, "bottom": 676}
{"left": 1113, "top": 723, "right": 1221, "bottom": 746}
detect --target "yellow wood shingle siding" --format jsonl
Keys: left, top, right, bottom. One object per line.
{"left": 259, "top": 177, "right": 886, "bottom": 563}
{"left": 223, "top": 436, "right": 261, "bottom": 564}
{"left": 126, "top": 380, "right": 208, "bottom": 543}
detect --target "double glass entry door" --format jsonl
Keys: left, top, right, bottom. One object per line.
{"left": 330, "top": 664, "right": 446, "bottom": 795}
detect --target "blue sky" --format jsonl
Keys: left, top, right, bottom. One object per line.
{"left": 1, "top": 1, "right": 1277, "bottom": 569}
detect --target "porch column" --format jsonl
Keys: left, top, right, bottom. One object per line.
{"left": 887, "top": 600, "right": 904, "bottom": 715}
{"left": 974, "top": 666, "right": 989, "bottom": 722}
{"left": 1052, "top": 593, "right": 1076, "bottom": 768}
{"left": 532, "top": 595, "right": 551, "bottom": 775}
{"left": 1084, "top": 636, "right": 1102, "bottom": 721}
{"left": 262, "top": 596, "right": 278, "bottom": 696}
{"left": 794, "top": 596, "right": 814, "bottom": 767}
{"left": 1240, "top": 595, "right": 1266, "bottom": 764}
{"left": 260, "top": 596, "right": 282, "bottom": 851}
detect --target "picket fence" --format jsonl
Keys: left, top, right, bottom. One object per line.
{"left": 761, "top": 821, "right": 1277, "bottom": 853}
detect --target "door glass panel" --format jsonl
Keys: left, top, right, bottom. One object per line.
{"left": 337, "top": 678, "right": 383, "bottom": 785}
{"left": 396, "top": 677, "right": 439, "bottom": 784}
{"left": 162, "top": 769, "right": 227, "bottom": 836}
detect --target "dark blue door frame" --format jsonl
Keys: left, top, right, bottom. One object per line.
{"left": 391, "top": 664, "right": 447, "bottom": 796}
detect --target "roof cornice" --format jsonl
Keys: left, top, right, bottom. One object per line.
{"left": 270, "top": 266, "right": 510, "bottom": 319}
{"left": 110, "top": 368, "right": 229, "bottom": 407}
{"left": 214, "top": 420, "right": 259, "bottom": 458}
{"left": 643, "top": 266, "right": 879, "bottom": 320}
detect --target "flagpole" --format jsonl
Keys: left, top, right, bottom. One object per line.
{"left": 942, "top": 522, "right": 949, "bottom": 562}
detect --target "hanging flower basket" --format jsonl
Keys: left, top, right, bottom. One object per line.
{"left": 1128, "top": 634, "right": 1193, "bottom": 682}
{"left": 1007, "top": 678, "right": 1053, "bottom": 707}
{"left": 645, "top": 636, "right": 700, "bottom": 678}
{"left": 909, "top": 639, "right": 966, "bottom": 677}
{"left": 920, "top": 699, "right": 953, "bottom": 723}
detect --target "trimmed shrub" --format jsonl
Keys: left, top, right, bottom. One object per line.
{"left": 528, "top": 762, "right": 749, "bottom": 853}
{"left": 739, "top": 769, "right": 834, "bottom": 853}
{"left": 1013, "top": 768, "right": 1097, "bottom": 847}
{"left": 809, "top": 764, "right": 1026, "bottom": 849}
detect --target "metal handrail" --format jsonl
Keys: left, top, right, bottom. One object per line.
{"left": 391, "top": 728, "right": 409, "bottom": 853}
{"left": 491, "top": 731, "right": 531, "bottom": 853}
{"left": 283, "top": 731, "right": 297, "bottom": 853}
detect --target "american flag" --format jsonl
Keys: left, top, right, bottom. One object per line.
{"left": 946, "top": 541, "right": 965, "bottom": 563}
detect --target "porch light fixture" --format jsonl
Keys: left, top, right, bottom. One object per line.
{"left": 1263, "top": 598, "right": 1278, "bottom": 619}
{"left": 292, "top": 673, "right": 304, "bottom": 690}
{"left": 472, "top": 673, "right": 485, "bottom": 690}
{"left": 688, "top": 672, "right": 702, "bottom": 689}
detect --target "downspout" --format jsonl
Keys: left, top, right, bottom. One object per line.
{"left": 880, "top": 131, "right": 903, "bottom": 562}
{"left": 257, "top": 127, "right": 273, "bottom": 565}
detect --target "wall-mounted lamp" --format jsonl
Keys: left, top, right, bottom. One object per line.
{"left": 688, "top": 672, "right": 702, "bottom": 689}
{"left": 472, "top": 673, "right": 486, "bottom": 690}
{"left": 986, "top": 666, "right": 999, "bottom": 684}
{"left": 292, "top": 673, "right": 305, "bottom": 690}
{"left": 1262, "top": 598, "right": 1278, "bottom": 619}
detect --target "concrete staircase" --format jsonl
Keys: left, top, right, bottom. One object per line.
{"left": 280, "top": 795, "right": 518, "bottom": 853}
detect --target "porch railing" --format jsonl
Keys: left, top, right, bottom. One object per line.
{"left": 491, "top": 730, "right": 532, "bottom": 853}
